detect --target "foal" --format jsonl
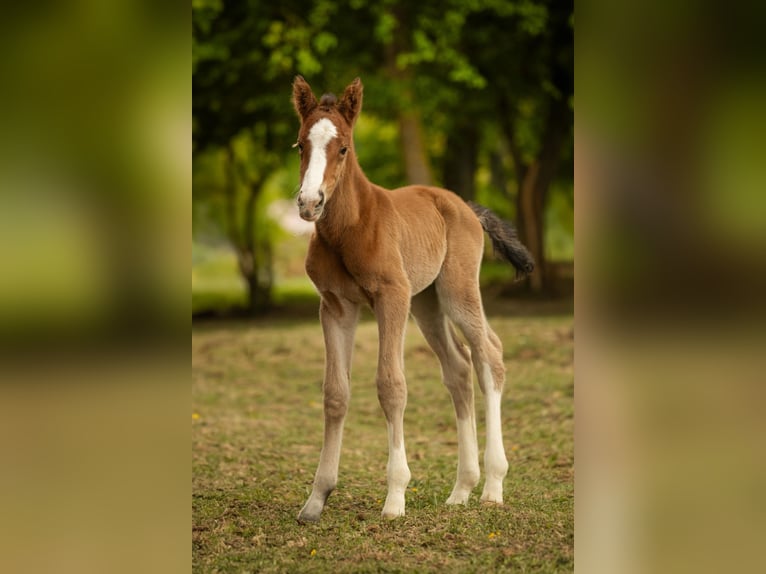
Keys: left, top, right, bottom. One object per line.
{"left": 292, "top": 76, "right": 534, "bottom": 522}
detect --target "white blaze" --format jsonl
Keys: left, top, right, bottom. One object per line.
{"left": 301, "top": 118, "right": 338, "bottom": 203}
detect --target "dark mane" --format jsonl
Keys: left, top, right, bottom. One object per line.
{"left": 319, "top": 93, "right": 337, "bottom": 108}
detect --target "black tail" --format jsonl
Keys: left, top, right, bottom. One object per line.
{"left": 467, "top": 201, "right": 535, "bottom": 280}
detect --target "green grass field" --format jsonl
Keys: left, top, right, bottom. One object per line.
{"left": 192, "top": 298, "right": 573, "bottom": 572}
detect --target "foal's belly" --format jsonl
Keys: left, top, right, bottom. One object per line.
{"left": 400, "top": 234, "right": 446, "bottom": 296}
{"left": 405, "top": 260, "right": 442, "bottom": 296}
{"left": 396, "top": 203, "right": 448, "bottom": 295}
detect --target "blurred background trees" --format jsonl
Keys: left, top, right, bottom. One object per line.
{"left": 193, "top": 0, "right": 573, "bottom": 315}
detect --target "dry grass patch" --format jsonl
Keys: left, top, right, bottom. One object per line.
{"left": 193, "top": 303, "right": 573, "bottom": 572}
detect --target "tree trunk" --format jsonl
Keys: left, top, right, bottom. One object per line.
{"left": 398, "top": 109, "right": 433, "bottom": 186}
{"left": 443, "top": 120, "right": 479, "bottom": 200}
{"left": 225, "top": 143, "right": 272, "bottom": 315}
{"left": 517, "top": 161, "right": 546, "bottom": 292}
{"left": 384, "top": 18, "right": 433, "bottom": 187}
{"left": 240, "top": 181, "right": 272, "bottom": 315}
{"left": 243, "top": 269, "right": 269, "bottom": 315}
{"left": 505, "top": 98, "right": 570, "bottom": 294}
{"left": 489, "top": 146, "right": 509, "bottom": 201}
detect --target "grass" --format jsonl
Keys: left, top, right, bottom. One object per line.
{"left": 192, "top": 300, "right": 574, "bottom": 572}
{"left": 193, "top": 238, "right": 321, "bottom": 316}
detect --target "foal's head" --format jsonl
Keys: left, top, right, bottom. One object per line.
{"left": 292, "top": 76, "right": 363, "bottom": 222}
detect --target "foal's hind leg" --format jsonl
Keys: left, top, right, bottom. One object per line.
{"left": 298, "top": 294, "right": 359, "bottom": 523}
{"left": 476, "top": 325, "right": 509, "bottom": 504}
{"left": 411, "top": 286, "right": 480, "bottom": 505}
{"left": 437, "top": 280, "right": 509, "bottom": 505}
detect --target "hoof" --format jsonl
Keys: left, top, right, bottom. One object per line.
{"left": 297, "top": 510, "right": 321, "bottom": 523}
{"left": 297, "top": 500, "right": 323, "bottom": 523}
{"left": 446, "top": 491, "right": 471, "bottom": 505}
{"left": 381, "top": 498, "right": 405, "bottom": 519}
{"left": 479, "top": 493, "right": 504, "bottom": 505}
{"left": 480, "top": 480, "right": 504, "bottom": 505}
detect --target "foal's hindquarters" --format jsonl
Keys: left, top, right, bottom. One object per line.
{"left": 422, "top": 224, "right": 510, "bottom": 507}
{"left": 411, "top": 278, "right": 510, "bottom": 508}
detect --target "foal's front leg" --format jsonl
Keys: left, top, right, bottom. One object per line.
{"left": 374, "top": 287, "right": 412, "bottom": 519}
{"left": 298, "top": 296, "right": 359, "bottom": 523}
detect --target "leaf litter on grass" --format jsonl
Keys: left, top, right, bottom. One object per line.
{"left": 193, "top": 304, "right": 573, "bottom": 573}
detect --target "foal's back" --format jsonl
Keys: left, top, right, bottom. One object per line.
{"left": 388, "top": 185, "right": 484, "bottom": 243}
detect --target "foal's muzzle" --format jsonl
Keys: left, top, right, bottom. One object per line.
{"left": 297, "top": 190, "right": 325, "bottom": 222}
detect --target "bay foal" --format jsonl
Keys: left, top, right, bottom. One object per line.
{"left": 293, "top": 77, "right": 534, "bottom": 522}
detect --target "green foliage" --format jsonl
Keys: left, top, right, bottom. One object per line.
{"left": 192, "top": 0, "right": 573, "bottom": 310}
{"left": 545, "top": 183, "right": 575, "bottom": 261}
{"left": 354, "top": 115, "right": 407, "bottom": 189}
{"left": 374, "top": 10, "right": 398, "bottom": 44}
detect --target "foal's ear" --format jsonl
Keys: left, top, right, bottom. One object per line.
{"left": 338, "top": 77, "right": 363, "bottom": 126}
{"left": 292, "top": 75, "right": 318, "bottom": 120}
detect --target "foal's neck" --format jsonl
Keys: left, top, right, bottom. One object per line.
{"left": 316, "top": 152, "right": 374, "bottom": 245}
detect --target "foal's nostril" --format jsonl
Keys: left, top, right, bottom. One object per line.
{"left": 317, "top": 191, "right": 325, "bottom": 208}
{"left": 297, "top": 196, "right": 305, "bottom": 208}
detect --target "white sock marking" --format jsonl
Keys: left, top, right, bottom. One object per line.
{"left": 446, "top": 414, "right": 480, "bottom": 504}
{"left": 480, "top": 362, "right": 508, "bottom": 503}
{"left": 383, "top": 421, "right": 410, "bottom": 517}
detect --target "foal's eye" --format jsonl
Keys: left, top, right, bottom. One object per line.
{"left": 339, "top": 146, "right": 348, "bottom": 156}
